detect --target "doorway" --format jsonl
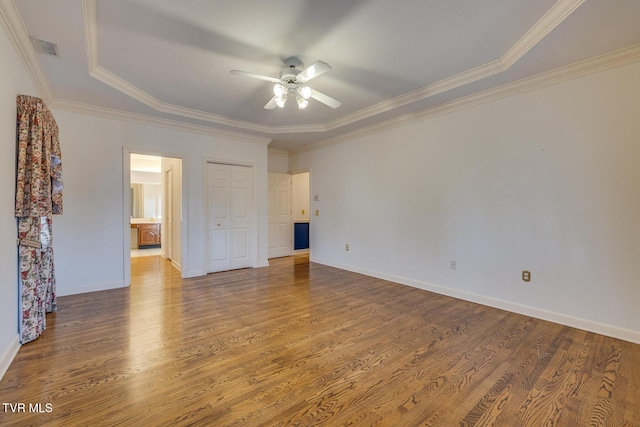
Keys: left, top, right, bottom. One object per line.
{"left": 129, "top": 153, "right": 183, "bottom": 272}
{"left": 291, "top": 171, "right": 310, "bottom": 254}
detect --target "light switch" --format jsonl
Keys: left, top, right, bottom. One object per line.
{"left": 314, "top": 195, "right": 319, "bottom": 201}
{"left": 301, "top": 209, "right": 305, "bottom": 215}
{"left": 315, "top": 210, "right": 319, "bottom": 216}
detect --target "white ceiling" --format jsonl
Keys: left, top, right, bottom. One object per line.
{"left": 130, "top": 153, "right": 161, "bottom": 173}
{"left": 4, "top": 0, "right": 640, "bottom": 151}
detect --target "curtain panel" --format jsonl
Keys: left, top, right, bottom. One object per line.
{"left": 15, "top": 94, "right": 63, "bottom": 344}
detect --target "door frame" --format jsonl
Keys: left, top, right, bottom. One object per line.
{"left": 203, "top": 157, "right": 259, "bottom": 273}
{"left": 290, "top": 168, "right": 311, "bottom": 255}
{"left": 163, "top": 165, "right": 174, "bottom": 261}
{"left": 123, "top": 148, "right": 188, "bottom": 286}
{"left": 267, "top": 172, "right": 293, "bottom": 259}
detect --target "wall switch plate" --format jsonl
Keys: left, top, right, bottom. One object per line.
{"left": 301, "top": 209, "right": 305, "bottom": 215}
{"left": 314, "top": 195, "right": 319, "bottom": 201}
{"left": 315, "top": 210, "right": 319, "bottom": 216}
{"left": 450, "top": 260, "right": 456, "bottom": 270}
{"left": 345, "top": 244, "right": 349, "bottom": 251}
{"left": 522, "top": 270, "right": 531, "bottom": 282}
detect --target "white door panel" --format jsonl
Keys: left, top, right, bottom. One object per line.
{"left": 267, "top": 173, "right": 292, "bottom": 259}
{"left": 207, "top": 163, "right": 254, "bottom": 273}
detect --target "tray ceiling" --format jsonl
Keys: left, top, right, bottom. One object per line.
{"left": 3, "top": 0, "right": 640, "bottom": 151}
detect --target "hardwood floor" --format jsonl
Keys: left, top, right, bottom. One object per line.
{"left": 1, "top": 255, "right": 639, "bottom": 426}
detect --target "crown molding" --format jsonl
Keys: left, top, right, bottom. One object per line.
{"left": 291, "top": 44, "right": 640, "bottom": 156}
{"left": 51, "top": 99, "right": 272, "bottom": 145}
{"left": 501, "top": 0, "right": 586, "bottom": 68}
{"left": 83, "top": 1, "right": 273, "bottom": 134}
{"left": 0, "top": 0, "right": 53, "bottom": 103}
{"left": 326, "top": 0, "right": 586, "bottom": 131}
{"left": 269, "top": 123, "right": 328, "bottom": 133}
{"left": 268, "top": 148, "right": 288, "bottom": 157}
{"left": 80, "top": 0, "right": 586, "bottom": 137}
{"left": 82, "top": 0, "right": 97, "bottom": 71}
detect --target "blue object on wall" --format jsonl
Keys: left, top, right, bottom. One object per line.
{"left": 294, "top": 222, "right": 309, "bottom": 250}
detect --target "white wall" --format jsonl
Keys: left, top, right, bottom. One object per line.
{"left": 51, "top": 109, "right": 269, "bottom": 295}
{"left": 292, "top": 172, "right": 310, "bottom": 222}
{"left": 131, "top": 170, "right": 161, "bottom": 184}
{"left": 0, "top": 22, "right": 41, "bottom": 377}
{"left": 290, "top": 59, "right": 640, "bottom": 343}
{"left": 268, "top": 149, "right": 289, "bottom": 173}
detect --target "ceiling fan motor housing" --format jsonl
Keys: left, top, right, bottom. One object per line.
{"left": 280, "top": 68, "right": 301, "bottom": 85}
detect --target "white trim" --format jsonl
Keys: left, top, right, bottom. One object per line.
{"left": 57, "top": 280, "right": 126, "bottom": 297}
{"left": 51, "top": 99, "right": 272, "bottom": 145}
{"left": 78, "top": 0, "right": 585, "bottom": 135}
{"left": 0, "top": 0, "right": 53, "bottom": 102}
{"left": 122, "top": 148, "right": 131, "bottom": 287}
{"left": 185, "top": 269, "right": 205, "bottom": 278}
{"left": 268, "top": 148, "right": 289, "bottom": 157}
{"left": 5, "top": 0, "right": 637, "bottom": 149}
{"left": 291, "top": 44, "right": 640, "bottom": 155}
{"left": 171, "top": 259, "right": 182, "bottom": 272}
{"left": 500, "top": 0, "right": 586, "bottom": 68}
{"left": 310, "top": 257, "right": 640, "bottom": 345}
{"left": 256, "top": 261, "right": 270, "bottom": 268}
{"left": 0, "top": 335, "right": 20, "bottom": 381}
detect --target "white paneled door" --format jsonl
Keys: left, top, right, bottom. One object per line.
{"left": 268, "top": 173, "right": 292, "bottom": 259}
{"left": 206, "top": 163, "right": 254, "bottom": 273}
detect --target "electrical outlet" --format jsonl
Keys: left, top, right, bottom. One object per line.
{"left": 522, "top": 270, "right": 531, "bottom": 282}
{"left": 450, "top": 260, "right": 456, "bottom": 270}
{"left": 345, "top": 244, "right": 349, "bottom": 252}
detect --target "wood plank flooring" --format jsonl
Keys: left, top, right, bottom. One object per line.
{"left": 1, "top": 255, "right": 639, "bottom": 426}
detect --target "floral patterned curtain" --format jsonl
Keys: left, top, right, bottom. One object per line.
{"left": 15, "top": 94, "right": 63, "bottom": 344}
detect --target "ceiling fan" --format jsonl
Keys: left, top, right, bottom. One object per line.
{"left": 231, "top": 57, "right": 341, "bottom": 110}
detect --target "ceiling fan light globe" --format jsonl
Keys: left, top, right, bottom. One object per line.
{"left": 297, "top": 97, "right": 308, "bottom": 109}
{"left": 299, "top": 86, "right": 311, "bottom": 99}
{"left": 275, "top": 96, "right": 286, "bottom": 108}
{"left": 273, "top": 84, "right": 285, "bottom": 97}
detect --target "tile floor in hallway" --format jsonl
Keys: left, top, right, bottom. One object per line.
{"left": 130, "top": 247, "right": 162, "bottom": 257}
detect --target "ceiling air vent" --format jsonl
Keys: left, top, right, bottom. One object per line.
{"left": 30, "top": 37, "right": 60, "bottom": 57}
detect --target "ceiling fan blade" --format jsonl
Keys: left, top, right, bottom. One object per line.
{"left": 231, "top": 70, "right": 281, "bottom": 83}
{"left": 310, "top": 89, "right": 341, "bottom": 109}
{"left": 297, "top": 61, "right": 332, "bottom": 83}
{"left": 264, "top": 96, "right": 277, "bottom": 110}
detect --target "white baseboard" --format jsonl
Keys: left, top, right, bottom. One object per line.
{"left": 171, "top": 259, "right": 182, "bottom": 272}
{"left": 0, "top": 335, "right": 20, "bottom": 381}
{"left": 56, "top": 280, "right": 126, "bottom": 296}
{"left": 256, "top": 261, "right": 270, "bottom": 268}
{"left": 184, "top": 269, "right": 205, "bottom": 278}
{"left": 311, "top": 257, "right": 640, "bottom": 345}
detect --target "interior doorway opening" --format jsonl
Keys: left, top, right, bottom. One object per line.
{"left": 129, "top": 153, "right": 183, "bottom": 273}
{"left": 291, "top": 171, "right": 310, "bottom": 254}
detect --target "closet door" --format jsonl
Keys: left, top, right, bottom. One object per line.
{"left": 230, "top": 166, "right": 252, "bottom": 269}
{"left": 206, "top": 163, "right": 253, "bottom": 273}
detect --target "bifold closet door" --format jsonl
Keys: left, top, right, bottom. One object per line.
{"left": 206, "top": 163, "right": 253, "bottom": 273}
